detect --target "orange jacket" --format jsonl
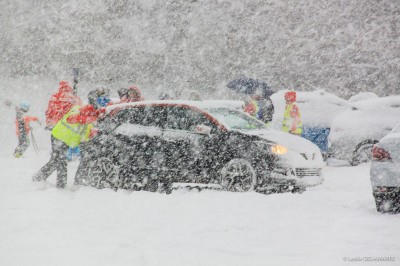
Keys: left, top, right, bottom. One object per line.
{"left": 15, "top": 116, "right": 38, "bottom": 137}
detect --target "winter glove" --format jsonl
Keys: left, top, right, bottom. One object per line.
{"left": 4, "top": 100, "right": 13, "bottom": 108}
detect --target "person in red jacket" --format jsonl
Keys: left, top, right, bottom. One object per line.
{"left": 46, "top": 81, "right": 82, "bottom": 161}
{"left": 14, "top": 102, "right": 40, "bottom": 158}
{"left": 117, "top": 85, "right": 143, "bottom": 103}
{"left": 33, "top": 95, "right": 106, "bottom": 189}
{"left": 45, "top": 80, "right": 82, "bottom": 130}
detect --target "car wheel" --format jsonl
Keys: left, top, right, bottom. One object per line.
{"left": 375, "top": 197, "right": 396, "bottom": 213}
{"left": 374, "top": 192, "right": 400, "bottom": 214}
{"left": 87, "top": 155, "right": 121, "bottom": 190}
{"left": 350, "top": 140, "right": 378, "bottom": 166}
{"left": 142, "top": 176, "right": 159, "bottom": 192}
{"left": 220, "top": 158, "right": 257, "bottom": 192}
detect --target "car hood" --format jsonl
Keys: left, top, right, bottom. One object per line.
{"left": 238, "top": 128, "right": 324, "bottom": 169}
{"left": 242, "top": 129, "right": 320, "bottom": 154}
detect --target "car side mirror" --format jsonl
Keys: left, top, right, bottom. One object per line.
{"left": 195, "top": 124, "right": 212, "bottom": 135}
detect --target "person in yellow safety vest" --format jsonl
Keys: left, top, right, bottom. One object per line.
{"left": 33, "top": 103, "right": 105, "bottom": 189}
{"left": 282, "top": 91, "right": 302, "bottom": 135}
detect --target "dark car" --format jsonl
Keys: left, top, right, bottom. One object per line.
{"left": 75, "top": 101, "right": 323, "bottom": 193}
{"left": 370, "top": 124, "right": 400, "bottom": 213}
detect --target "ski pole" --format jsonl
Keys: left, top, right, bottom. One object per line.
{"left": 30, "top": 130, "right": 40, "bottom": 155}
{"left": 72, "top": 67, "right": 79, "bottom": 96}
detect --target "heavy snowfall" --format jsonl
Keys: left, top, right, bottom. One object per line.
{"left": 1, "top": 1, "right": 400, "bottom": 266}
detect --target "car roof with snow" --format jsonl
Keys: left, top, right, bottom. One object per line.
{"left": 270, "top": 89, "right": 350, "bottom": 128}
{"left": 348, "top": 92, "right": 379, "bottom": 102}
{"left": 349, "top": 95, "right": 400, "bottom": 110}
{"left": 106, "top": 99, "right": 244, "bottom": 113}
{"left": 271, "top": 89, "right": 349, "bottom": 106}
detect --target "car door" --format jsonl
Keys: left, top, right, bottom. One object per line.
{"left": 163, "top": 106, "right": 219, "bottom": 183}
{"left": 112, "top": 106, "right": 166, "bottom": 178}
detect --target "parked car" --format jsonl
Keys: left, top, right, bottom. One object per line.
{"left": 348, "top": 92, "right": 378, "bottom": 103}
{"left": 329, "top": 96, "right": 400, "bottom": 165}
{"left": 75, "top": 100, "right": 324, "bottom": 193}
{"left": 370, "top": 124, "right": 400, "bottom": 213}
{"left": 271, "top": 89, "right": 350, "bottom": 157}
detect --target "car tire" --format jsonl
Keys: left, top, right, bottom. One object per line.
{"left": 86, "top": 155, "right": 121, "bottom": 191}
{"left": 374, "top": 192, "right": 400, "bottom": 214}
{"left": 220, "top": 158, "right": 257, "bottom": 192}
{"left": 375, "top": 197, "right": 395, "bottom": 213}
{"left": 350, "top": 140, "right": 378, "bottom": 166}
{"left": 142, "top": 177, "right": 159, "bottom": 192}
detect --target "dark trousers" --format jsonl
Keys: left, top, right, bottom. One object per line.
{"left": 14, "top": 134, "right": 30, "bottom": 156}
{"left": 34, "top": 136, "right": 69, "bottom": 188}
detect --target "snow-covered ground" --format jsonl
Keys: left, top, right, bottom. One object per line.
{"left": 1, "top": 136, "right": 399, "bottom": 266}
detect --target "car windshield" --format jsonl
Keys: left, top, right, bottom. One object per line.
{"left": 206, "top": 107, "right": 267, "bottom": 130}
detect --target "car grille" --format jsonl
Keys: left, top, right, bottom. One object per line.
{"left": 296, "top": 168, "right": 321, "bottom": 177}
{"left": 300, "top": 153, "right": 316, "bottom": 160}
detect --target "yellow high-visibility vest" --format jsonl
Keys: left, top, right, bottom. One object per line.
{"left": 52, "top": 105, "right": 93, "bottom": 148}
{"left": 282, "top": 103, "right": 302, "bottom": 135}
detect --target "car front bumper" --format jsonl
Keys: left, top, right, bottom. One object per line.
{"left": 270, "top": 166, "right": 324, "bottom": 187}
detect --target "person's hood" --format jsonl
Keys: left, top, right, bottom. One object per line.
{"left": 128, "top": 85, "right": 143, "bottom": 101}
{"left": 58, "top": 80, "right": 73, "bottom": 94}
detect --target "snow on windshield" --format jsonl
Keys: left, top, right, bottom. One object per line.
{"left": 206, "top": 107, "right": 267, "bottom": 131}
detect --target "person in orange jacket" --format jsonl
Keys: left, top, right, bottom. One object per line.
{"left": 14, "top": 102, "right": 40, "bottom": 158}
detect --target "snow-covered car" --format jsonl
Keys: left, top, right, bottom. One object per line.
{"left": 329, "top": 96, "right": 400, "bottom": 165}
{"left": 370, "top": 124, "right": 400, "bottom": 213}
{"left": 271, "top": 89, "right": 350, "bottom": 157}
{"left": 348, "top": 92, "right": 379, "bottom": 102}
{"left": 75, "top": 100, "right": 324, "bottom": 193}
{"left": 201, "top": 100, "right": 245, "bottom": 110}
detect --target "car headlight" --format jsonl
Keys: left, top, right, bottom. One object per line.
{"left": 271, "top": 144, "right": 288, "bottom": 155}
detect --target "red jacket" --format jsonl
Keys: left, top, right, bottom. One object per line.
{"left": 118, "top": 86, "right": 143, "bottom": 104}
{"left": 45, "top": 81, "right": 82, "bottom": 129}
{"left": 66, "top": 104, "right": 105, "bottom": 124}
{"left": 66, "top": 105, "right": 106, "bottom": 138}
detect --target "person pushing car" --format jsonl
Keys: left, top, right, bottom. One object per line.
{"left": 33, "top": 89, "right": 106, "bottom": 189}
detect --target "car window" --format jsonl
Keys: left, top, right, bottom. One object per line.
{"left": 206, "top": 107, "right": 267, "bottom": 130}
{"left": 109, "top": 106, "right": 166, "bottom": 129}
{"left": 114, "top": 107, "right": 145, "bottom": 124}
{"left": 141, "top": 106, "right": 166, "bottom": 128}
{"left": 165, "top": 106, "right": 216, "bottom": 132}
